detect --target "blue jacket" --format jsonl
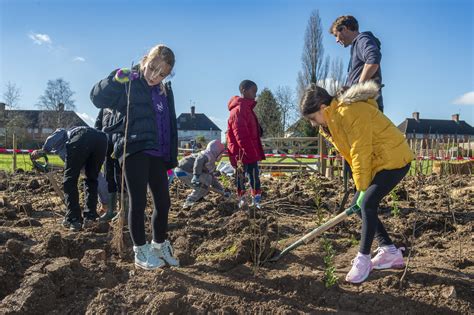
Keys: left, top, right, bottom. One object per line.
{"left": 346, "top": 31, "right": 382, "bottom": 87}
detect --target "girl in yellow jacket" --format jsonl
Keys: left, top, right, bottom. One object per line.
{"left": 300, "top": 81, "right": 414, "bottom": 284}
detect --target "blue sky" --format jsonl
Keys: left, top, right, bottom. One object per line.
{"left": 1, "top": 0, "right": 473, "bottom": 132}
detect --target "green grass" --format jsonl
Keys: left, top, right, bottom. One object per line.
{"left": 0, "top": 154, "right": 318, "bottom": 172}
{"left": 0, "top": 154, "right": 64, "bottom": 172}
{"left": 0, "top": 153, "right": 446, "bottom": 176}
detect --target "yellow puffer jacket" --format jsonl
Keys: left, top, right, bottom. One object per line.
{"left": 320, "top": 81, "right": 414, "bottom": 191}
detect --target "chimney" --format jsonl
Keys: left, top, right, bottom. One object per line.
{"left": 412, "top": 112, "right": 420, "bottom": 121}
{"left": 451, "top": 113, "right": 460, "bottom": 123}
{"left": 191, "top": 105, "right": 195, "bottom": 118}
{"left": 58, "top": 103, "right": 65, "bottom": 112}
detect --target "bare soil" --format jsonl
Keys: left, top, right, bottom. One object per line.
{"left": 0, "top": 169, "right": 472, "bottom": 314}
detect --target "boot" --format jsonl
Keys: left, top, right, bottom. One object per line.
{"left": 100, "top": 192, "right": 117, "bottom": 222}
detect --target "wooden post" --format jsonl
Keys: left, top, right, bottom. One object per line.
{"left": 318, "top": 133, "right": 327, "bottom": 176}
{"left": 414, "top": 139, "right": 419, "bottom": 175}
{"left": 447, "top": 137, "right": 451, "bottom": 159}
{"left": 425, "top": 138, "right": 429, "bottom": 174}
{"left": 470, "top": 137, "right": 473, "bottom": 159}
{"left": 430, "top": 137, "right": 435, "bottom": 174}
{"left": 456, "top": 135, "right": 460, "bottom": 158}
{"left": 12, "top": 133, "right": 17, "bottom": 171}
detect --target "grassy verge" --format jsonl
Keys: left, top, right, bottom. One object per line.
{"left": 0, "top": 154, "right": 64, "bottom": 172}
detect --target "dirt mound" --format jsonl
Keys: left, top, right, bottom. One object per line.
{"left": 0, "top": 171, "right": 472, "bottom": 313}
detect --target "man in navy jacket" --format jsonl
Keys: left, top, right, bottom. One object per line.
{"left": 330, "top": 15, "right": 384, "bottom": 112}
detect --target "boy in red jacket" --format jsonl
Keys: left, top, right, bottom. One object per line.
{"left": 226, "top": 80, "right": 265, "bottom": 208}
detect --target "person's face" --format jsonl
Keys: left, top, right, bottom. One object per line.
{"left": 306, "top": 105, "right": 328, "bottom": 127}
{"left": 242, "top": 85, "right": 258, "bottom": 100}
{"left": 144, "top": 60, "right": 172, "bottom": 86}
{"left": 334, "top": 26, "right": 353, "bottom": 47}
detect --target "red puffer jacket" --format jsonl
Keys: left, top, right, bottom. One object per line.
{"left": 226, "top": 96, "right": 265, "bottom": 167}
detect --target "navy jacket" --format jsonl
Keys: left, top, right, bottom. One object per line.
{"left": 346, "top": 31, "right": 382, "bottom": 87}
{"left": 42, "top": 127, "right": 89, "bottom": 161}
{"left": 90, "top": 68, "right": 178, "bottom": 169}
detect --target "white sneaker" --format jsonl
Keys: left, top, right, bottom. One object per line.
{"left": 371, "top": 246, "right": 406, "bottom": 270}
{"left": 238, "top": 196, "right": 247, "bottom": 208}
{"left": 147, "top": 243, "right": 166, "bottom": 269}
{"left": 182, "top": 200, "right": 195, "bottom": 209}
{"left": 133, "top": 244, "right": 152, "bottom": 270}
{"left": 151, "top": 240, "right": 180, "bottom": 267}
{"left": 345, "top": 252, "right": 373, "bottom": 283}
{"left": 250, "top": 194, "right": 262, "bottom": 208}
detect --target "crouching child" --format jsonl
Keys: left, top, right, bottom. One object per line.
{"left": 175, "top": 140, "right": 229, "bottom": 209}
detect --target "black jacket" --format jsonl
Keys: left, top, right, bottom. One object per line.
{"left": 90, "top": 68, "right": 178, "bottom": 169}
{"left": 94, "top": 108, "right": 115, "bottom": 131}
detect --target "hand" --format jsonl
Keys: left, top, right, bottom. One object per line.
{"left": 114, "top": 68, "right": 139, "bottom": 83}
{"left": 30, "top": 149, "right": 45, "bottom": 160}
{"left": 191, "top": 175, "right": 201, "bottom": 187}
{"left": 356, "top": 191, "right": 366, "bottom": 207}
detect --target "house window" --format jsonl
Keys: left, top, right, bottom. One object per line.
{"left": 27, "top": 128, "right": 33, "bottom": 133}
{"left": 42, "top": 128, "right": 53, "bottom": 134}
{"left": 34, "top": 128, "right": 39, "bottom": 134}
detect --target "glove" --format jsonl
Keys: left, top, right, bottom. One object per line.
{"left": 30, "top": 149, "right": 45, "bottom": 160}
{"left": 223, "top": 191, "right": 231, "bottom": 198}
{"left": 114, "top": 68, "right": 139, "bottom": 83}
{"left": 191, "top": 175, "right": 201, "bottom": 187}
{"left": 356, "top": 191, "right": 366, "bottom": 207}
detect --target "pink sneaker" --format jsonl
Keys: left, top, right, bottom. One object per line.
{"left": 345, "top": 253, "right": 373, "bottom": 283}
{"left": 371, "top": 246, "right": 405, "bottom": 270}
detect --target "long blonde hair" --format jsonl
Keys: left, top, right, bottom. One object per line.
{"left": 140, "top": 44, "right": 175, "bottom": 93}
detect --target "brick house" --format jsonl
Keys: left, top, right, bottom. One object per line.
{"left": 0, "top": 102, "right": 88, "bottom": 148}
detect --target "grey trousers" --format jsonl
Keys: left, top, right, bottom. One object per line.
{"left": 175, "top": 168, "right": 223, "bottom": 202}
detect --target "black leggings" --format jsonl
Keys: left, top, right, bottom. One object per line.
{"left": 124, "top": 152, "right": 170, "bottom": 246}
{"left": 350, "top": 164, "right": 410, "bottom": 255}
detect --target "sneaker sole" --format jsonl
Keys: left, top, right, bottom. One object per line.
{"left": 345, "top": 271, "right": 371, "bottom": 284}
{"left": 134, "top": 262, "right": 165, "bottom": 270}
{"left": 158, "top": 257, "right": 179, "bottom": 267}
{"left": 165, "top": 262, "right": 180, "bottom": 267}
{"left": 64, "top": 225, "right": 82, "bottom": 232}
{"left": 372, "top": 263, "right": 405, "bottom": 270}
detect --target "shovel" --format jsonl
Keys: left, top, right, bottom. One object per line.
{"left": 337, "top": 162, "right": 350, "bottom": 213}
{"left": 268, "top": 204, "right": 361, "bottom": 262}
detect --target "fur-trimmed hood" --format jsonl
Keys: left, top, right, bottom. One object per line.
{"left": 336, "top": 81, "right": 380, "bottom": 104}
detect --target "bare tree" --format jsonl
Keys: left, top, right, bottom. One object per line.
{"left": 37, "top": 78, "right": 76, "bottom": 111}
{"left": 297, "top": 10, "right": 330, "bottom": 100}
{"left": 327, "top": 57, "right": 345, "bottom": 95}
{"left": 2, "top": 81, "right": 22, "bottom": 109}
{"left": 4, "top": 115, "right": 30, "bottom": 147}
{"left": 275, "top": 86, "right": 297, "bottom": 133}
